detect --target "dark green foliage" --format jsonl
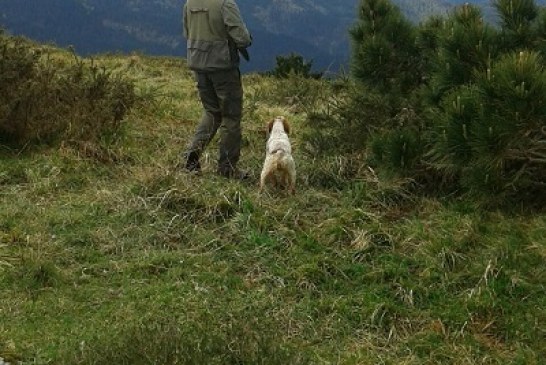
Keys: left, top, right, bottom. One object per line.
{"left": 472, "top": 51, "right": 546, "bottom": 199}
{"left": 534, "top": 8, "right": 546, "bottom": 55}
{"left": 372, "top": 128, "right": 422, "bottom": 170}
{"left": 337, "top": 0, "right": 546, "bottom": 206}
{"left": 428, "top": 51, "right": 546, "bottom": 205}
{"left": 428, "top": 4, "right": 497, "bottom": 102}
{"left": 267, "top": 53, "right": 322, "bottom": 79}
{"left": 428, "top": 2, "right": 546, "bottom": 206}
{"left": 495, "top": 0, "right": 539, "bottom": 51}
{"left": 302, "top": 82, "right": 392, "bottom": 156}
{"left": 350, "top": 0, "right": 422, "bottom": 93}
{"left": 415, "top": 16, "right": 446, "bottom": 79}
{"left": 429, "top": 85, "right": 483, "bottom": 168}
{"left": 0, "top": 31, "right": 135, "bottom": 148}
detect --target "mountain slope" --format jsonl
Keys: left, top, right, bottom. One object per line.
{"left": 0, "top": 0, "right": 347, "bottom": 71}
{"left": 2, "top": 0, "right": 543, "bottom": 71}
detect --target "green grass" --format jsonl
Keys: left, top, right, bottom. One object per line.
{"left": 1, "top": 51, "right": 545, "bottom": 365}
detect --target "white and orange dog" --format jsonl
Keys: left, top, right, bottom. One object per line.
{"left": 260, "top": 116, "right": 296, "bottom": 194}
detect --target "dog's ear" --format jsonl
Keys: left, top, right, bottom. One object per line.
{"left": 267, "top": 119, "right": 276, "bottom": 134}
{"left": 282, "top": 117, "right": 290, "bottom": 135}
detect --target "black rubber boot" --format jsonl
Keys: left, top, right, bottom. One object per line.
{"left": 185, "top": 151, "right": 201, "bottom": 173}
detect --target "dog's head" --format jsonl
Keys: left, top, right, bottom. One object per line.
{"left": 267, "top": 116, "right": 290, "bottom": 135}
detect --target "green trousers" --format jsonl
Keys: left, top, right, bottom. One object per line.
{"left": 186, "top": 68, "right": 243, "bottom": 173}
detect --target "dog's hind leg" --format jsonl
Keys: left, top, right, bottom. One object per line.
{"left": 259, "top": 168, "right": 274, "bottom": 194}
{"left": 287, "top": 159, "right": 296, "bottom": 195}
{"left": 288, "top": 173, "right": 296, "bottom": 195}
{"left": 259, "top": 171, "right": 267, "bottom": 193}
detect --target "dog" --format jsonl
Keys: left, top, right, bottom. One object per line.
{"left": 259, "top": 116, "right": 296, "bottom": 194}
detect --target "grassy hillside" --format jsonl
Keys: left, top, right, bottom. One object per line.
{"left": 1, "top": 47, "right": 545, "bottom": 364}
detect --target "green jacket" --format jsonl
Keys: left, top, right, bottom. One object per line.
{"left": 183, "top": 0, "right": 251, "bottom": 72}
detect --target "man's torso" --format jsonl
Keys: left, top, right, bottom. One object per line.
{"left": 185, "top": 0, "right": 227, "bottom": 42}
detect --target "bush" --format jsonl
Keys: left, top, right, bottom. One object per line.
{"left": 267, "top": 53, "right": 322, "bottom": 79}
{"left": 464, "top": 51, "right": 545, "bottom": 202}
{"left": 301, "top": 83, "right": 392, "bottom": 156}
{"left": 0, "top": 31, "right": 135, "bottom": 148}
{"left": 350, "top": 0, "right": 423, "bottom": 93}
{"left": 341, "top": 0, "right": 546, "bottom": 207}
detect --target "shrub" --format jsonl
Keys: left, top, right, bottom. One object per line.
{"left": 0, "top": 30, "right": 135, "bottom": 148}
{"left": 426, "top": 4, "right": 497, "bottom": 103}
{"left": 470, "top": 51, "right": 546, "bottom": 202}
{"left": 342, "top": 0, "right": 546, "bottom": 206}
{"left": 350, "top": 0, "right": 423, "bottom": 94}
{"left": 268, "top": 53, "right": 322, "bottom": 79}
{"left": 301, "top": 82, "right": 392, "bottom": 156}
{"left": 426, "top": 52, "right": 546, "bottom": 204}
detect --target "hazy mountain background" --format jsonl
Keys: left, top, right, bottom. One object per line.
{"left": 1, "top": 0, "right": 543, "bottom": 73}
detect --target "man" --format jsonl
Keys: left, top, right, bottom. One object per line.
{"left": 182, "top": 0, "right": 252, "bottom": 179}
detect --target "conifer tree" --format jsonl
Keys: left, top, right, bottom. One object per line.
{"left": 350, "top": 0, "right": 420, "bottom": 94}
{"left": 494, "top": 0, "right": 539, "bottom": 52}
{"left": 429, "top": 49, "right": 546, "bottom": 202}
{"left": 343, "top": 0, "right": 546, "bottom": 204}
{"left": 428, "top": 85, "right": 482, "bottom": 170}
{"left": 470, "top": 50, "right": 546, "bottom": 198}
{"left": 415, "top": 16, "right": 446, "bottom": 79}
{"left": 268, "top": 53, "right": 321, "bottom": 79}
{"left": 348, "top": 0, "right": 427, "bottom": 173}
{"left": 534, "top": 8, "right": 546, "bottom": 54}
{"left": 428, "top": 4, "right": 497, "bottom": 101}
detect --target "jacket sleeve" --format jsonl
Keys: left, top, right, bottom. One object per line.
{"left": 221, "top": 0, "right": 251, "bottom": 48}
